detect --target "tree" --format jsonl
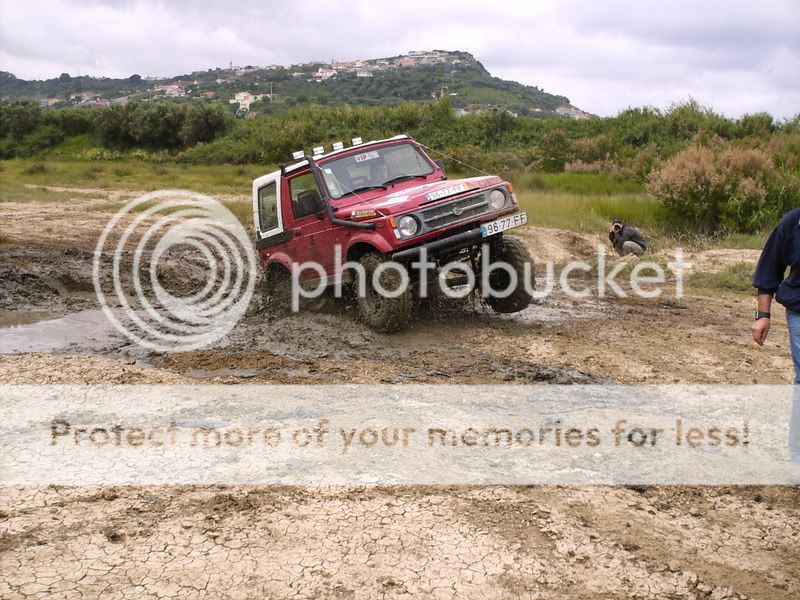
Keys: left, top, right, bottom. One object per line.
{"left": 180, "top": 103, "right": 230, "bottom": 145}
{"left": 537, "top": 129, "right": 571, "bottom": 172}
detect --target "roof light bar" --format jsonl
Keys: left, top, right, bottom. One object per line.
{"left": 351, "top": 137, "right": 363, "bottom": 145}
{"left": 332, "top": 141, "right": 344, "bottom": 151}
{"left": 312, "top": 146, "right": 324, "bottom": 156}
{"left": 291, "top": 150, "right": 304, "bottom": 160}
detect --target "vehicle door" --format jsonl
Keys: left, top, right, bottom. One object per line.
{"left": 253, "top": 172, "right": 291, "bottom": 266}
{"left": 282, "top": 168, "right": 339, "bottom": 273}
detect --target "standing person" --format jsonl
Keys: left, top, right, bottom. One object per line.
{"left": 752, "top": 207, "right": 800, "bottom": 461}
{"left": 609, "top": 219, "right": 647, "bottom": 256}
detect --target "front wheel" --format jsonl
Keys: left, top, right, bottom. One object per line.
{"left": 483, "top": 236, "right": 535, "bottom": 314}
{"left": 356, "top": 253, "right": 414, "bottom": 332}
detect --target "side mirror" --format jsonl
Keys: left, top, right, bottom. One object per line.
{"left": 434, "top": 159, "right": 447, "bottom": 177}
{"left": 297, "top": 189, "right": 324, "bottom": 218}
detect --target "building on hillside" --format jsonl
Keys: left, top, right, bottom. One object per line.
{"left": 69, "top": 91, "right": 98, "bottom": 104}
{"left": 356, "top": 70, "right": 373, "bottom": 78}
{"left": 229, "top": 91, "right": 265, "bottom": 110}
{"left": 153, "top": 83, "right": 185, "bottom": 97}
{"left": 235, "top": 66, "right": 260, "bottom": 76}
{"left": 313, "top": 67, "right": 337, "bottom": 81}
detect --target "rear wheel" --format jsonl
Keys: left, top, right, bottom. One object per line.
{"left": 356, "top": 253, "right": 413, "bottom": 332}
{"left": 261, "top": 266, "right": 291, "bottom": 315}
{"left": 483, "top": 236, "right": 534, "bottom": 314}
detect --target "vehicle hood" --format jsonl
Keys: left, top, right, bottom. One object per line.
{"left": 335, "top": 175, "right": 504, "bottom": 218}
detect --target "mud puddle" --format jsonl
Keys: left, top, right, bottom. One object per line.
{"left": 0, "top": 309, "right": 57, "bottom": 327}
{"left": 0, "top": 309, "right": 120, "bottom": 354}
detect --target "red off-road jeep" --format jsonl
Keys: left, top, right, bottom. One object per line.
{"left": 252, "top": 135, "right": 533, "bottom": 331}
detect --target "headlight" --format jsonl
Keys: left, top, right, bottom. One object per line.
{"left": 397, "top": 215, "right": 419, "bottom": 237}
{"left": 488, "top": 189, "right": 506, "bottom": 210}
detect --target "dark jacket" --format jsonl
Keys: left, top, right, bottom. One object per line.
{"left": 609, "top": 225, "right": 647, "bottom": 252}
{"left": 753, "top": 208, "right": 800, "bottom": 313}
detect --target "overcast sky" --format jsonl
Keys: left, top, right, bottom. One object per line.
{"left": 1, "top": 0, "right": 798, "bottom": 119}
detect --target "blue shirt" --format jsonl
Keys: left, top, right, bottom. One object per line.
{"left": 753, "top": 208, "right": 800, "bottom": 312}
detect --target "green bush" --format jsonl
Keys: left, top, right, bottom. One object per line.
{"left": 647, "top": 140, "right": 798, "bottom": 233}
{"left": 536, "top": 129, "right": 571, "bottom": 172}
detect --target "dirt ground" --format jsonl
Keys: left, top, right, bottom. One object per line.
{"left": 1, "top": 188, "right": 798, "bottom": 599}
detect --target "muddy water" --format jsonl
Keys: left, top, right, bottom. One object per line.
{"left": 0, "top": 309, "right": 119, "bottom": 354}
{"left": 0, "top": 309, "right": 57, "bottom": 327}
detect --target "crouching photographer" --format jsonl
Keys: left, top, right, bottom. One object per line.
{"left": 609, "top": 219, "right": 647, "bottom": 256}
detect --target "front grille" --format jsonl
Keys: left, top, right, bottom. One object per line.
{"left": 420, "top": 193, "right": 489, "bottom": 230}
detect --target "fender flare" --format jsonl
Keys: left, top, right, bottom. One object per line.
{"left": 345, "top": 232, "right": 394, "bottom": 259}
{"left": 261, "top": 251, "right": 293, "bottom": 273}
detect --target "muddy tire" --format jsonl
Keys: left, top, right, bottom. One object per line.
{"left": 483, "top": 236, "right": 534, "bottom": 314}
{"left": 262, "top": 266, "right": 291, "bottom": 316}
{"left": 356, "top": 253, "right": 413, "bottom": 332}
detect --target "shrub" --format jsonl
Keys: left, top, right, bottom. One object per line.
{"left": 647, "top": 142, "right": 797, "bottom": 232}
{"left": 536, "top": 129, "right": 571, "bottom": 172}
{"left": 571, "top": 134, "right": 617, "bottom": 163}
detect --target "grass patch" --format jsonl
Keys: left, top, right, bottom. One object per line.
{"left": 690, "top": 262, "right": 754, "bottom": 292}
{"left": 512, "top": 172, "right": 645, "bottom": 195}
{"left": 516, "top": 191, "right": 663, "bottom": 233}
{"left": 705, "top": 232, "right": 767, "bottom": 250}
{"left": 0, "top": 159, "right": 274, "bottom": 197}
{"left": 23, "top": 162, "right": 48, "bottom": 175}
{"left": 224, "top": 200, "right": 254, "bottom": 227}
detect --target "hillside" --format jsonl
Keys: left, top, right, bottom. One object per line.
{"left": 0, "top": 50, "right": 589, "bottom": 119}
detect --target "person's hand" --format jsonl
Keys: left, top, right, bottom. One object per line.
{"left": 752, "top": 318, "right": 771, "bottom": 346}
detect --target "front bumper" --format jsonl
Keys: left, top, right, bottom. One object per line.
{"left": 391, "top": 226, "right": 483, "bottom": 262}
{"left": 391, "top": 211, "right": 528, "bottom": 262}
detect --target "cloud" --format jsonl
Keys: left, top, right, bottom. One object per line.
{"left": 0, "top": 0, "right": 798, "bottom": 118}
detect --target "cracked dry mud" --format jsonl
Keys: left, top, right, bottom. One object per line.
{"left": 1, "top": 189, "right": 799, "bottom": 599}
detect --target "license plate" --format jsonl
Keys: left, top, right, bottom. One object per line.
{"left": 480, "top": 212, "right": 528, "bottom": 237}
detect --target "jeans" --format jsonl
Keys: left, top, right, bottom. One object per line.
{"left": 616, "top": 241, "right": 645, "bottom": 257}
{"left": 787, "top": 310, "right": 800, "bottom": 460}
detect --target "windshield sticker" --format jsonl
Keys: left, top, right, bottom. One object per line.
{"left": 353, "top": 151, "right": 380, "bottom": 163}
{"left": 424, "top": 182, "right": 472, "bottom": 202}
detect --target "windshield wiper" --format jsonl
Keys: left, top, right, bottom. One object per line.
{"left": 381, "top": 174, "right": 428, "bottom": 187}
{"left": 338, "top": 184, "right": 387, "bottom": 198}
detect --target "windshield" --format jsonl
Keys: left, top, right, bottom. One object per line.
{"left": 319, "top": 142, "right": 435, "bottom": 199}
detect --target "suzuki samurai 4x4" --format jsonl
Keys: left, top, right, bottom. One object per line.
{"left": 252, "top": 135, "right": 533, "bottom": 332}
